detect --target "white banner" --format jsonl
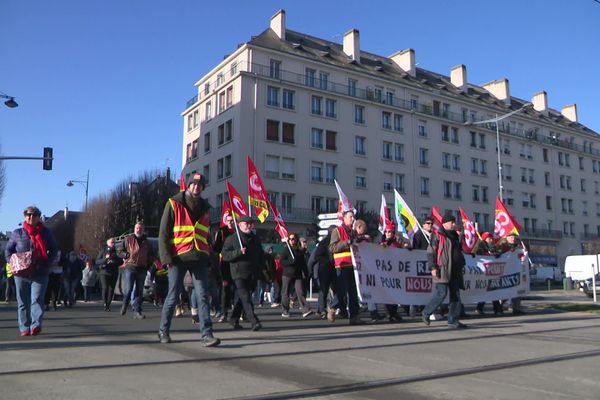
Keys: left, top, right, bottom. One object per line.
{"left": 351, "top": 243, "right": 529, "bottom": 305}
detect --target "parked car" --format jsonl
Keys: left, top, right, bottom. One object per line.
{"left": 564, "top": 255, "right": 599, "bottom": 281}
{"left": 577, "top": 274, "right": 600, "bottom": 298}
{"left": 530, "top": 265, "right": 563, "bottom": 285}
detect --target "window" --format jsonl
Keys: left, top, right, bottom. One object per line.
{"left": 386, "top": 90, "right": 394, "bottom": 105}
{"left": 420, "top": 177, "right": 430, "bottom": 196}
{"left": 281, "top": 193, "right": 294, "bottom": 213}
{"left": 191, "top": 139, "right": 198, "bottom": 159}
{"left": 311, "top": 96, "right": 322, "bottom": 115}
{"left": 383, "top": 142, "right": 392, "bottom": 160}
{"left": 527, "top": 168, "right": 534, "bottom": 184}
{"left": 325, "top": 163, "right": 336, "bottom": 183}
{"left": 454, "top": 182, "right": 462, "bottom": 200}
{"left": 382, "top": 111, "right": 391, "bottom": 129}
{"left": 204, "top": 83, "right": 210, "bottom": 96}
{"left": 325, "top": 98, "right": 336, "bottom": 118}
{"left": 348, "top": 78, "right": 357, "bottom": 97}
{"left": 453, "top": 155, "right": 461, "bottom": 171}
{"left": 443, "top": 181, "right": 452, "bottom": 198}
{"left": 471, "top": 158, "right": 478, "bottom": 174}
{"left": 217, "top": 158, "right": 223, "bottom": 180}
{"left": 545, "top": 172, "right": 551, "bottom": 187}
{"left": 202, "top": 164, "right": 210, "bottom": 187}
{"left": 218, "top": 91, "right": 226, "bottom": 113}
{"left": 265, "top": 155, "right": 279, "bottom": 178}
{"left": 282, "top": 122, "right": 295, "bottom": 144}
{"left": 305, "top": 68, "right": 316, "bottom": 87}
{"left": 504, "top": 164, "right": 512, "bottom": 180}
{"left": 442, "top": 153, "right": 451, "bottom": 170}
{"left": 472, "top": 185, "right": 480, "bottom": 202}
{"left": 267, "top": 86, "right": 280, "bottom": 106}
{"left": 269, "top": 60, "right": 281, "bottom": 79}
{"left": 356, "top": 201, "right": 367, "bottom": 214}
{"left": 281, "top": 157, "right": 294, "bottom": 179}
{"left": 355, "top": 105, "right": 365, "bottom": 124}
{"left": 558, "top": 152, "right": 564, "bottom": 166}
{"left": 325, "top": 130, "right": 337, "bottom": 151}
{"left": 186, "top": 143, "right": 192, "bottom": 162}
{"left": 326, "top": 197, "right": 337, "bottom": 212}
{"left": 383, "top": 172, "right": 393, "bottom": 191}
{"left": 218, "top": 124, "right": 225, "bottom": 145}
{"left": 355, "top": 136, "right": 366, "bottom": 155}
{"left": 410, "top": 95, "right": 418, "bottom": 110}
{"left": 581, "top": 178, "right": 586, "bottom": 192}
{"left": 268, "top": 192, "right": 278, "bottom": 207}
{"left": 579, "top": 157, "right": 584, "bottom": 170}
{"left": 470, "top": 131, "right": 477, "bottom": 147}
{"left": 543, "top": 148, "right": 549, "bottom": 163}
{"left": 441, "top": 125, "right": 449, "bottom": 142}
{"left": 311, "top": 196, "right": 324, "bottom": 213}
{"left": 226, "top": 86, "right": 233, "bottom": 108}
{"left": 594, "top": 160, "right": 598, "bottom": 173}
{"left": 480, "top": 160, "right": 487, "bottom": 175}
{"left": 418, "top": 121, "right": 427, "bottom": 137}
{"left": 393, "top": 114, "right": 403, "bottom": 132}
{"left": 502, "top": 139, "right": 510, "bottom": 154}
{"left": 187, "top": 114, "right": 193, "bottom": 131}
{"left": 225, "top": 119, "right": 232, "bottom": 142}
{"left": 395, "top": 174, "right": 405, "bottom": 192}
{"left": 193, "top": 110, "right": 198, "bottom": 128}
{"left": 319, "top": 72, "right": 329, "bottom": 90}
{"left": 546, "top": 196, "right": 552, "bottom": 210}
{"left": 355, "top": 168, "right": 367, "bottom": 188}
{"left": 282, "top": 89, "right": 295, "bottom": 110}
{"left": 216, "top": 73, "right": 224, "bottom": 86}
{"left": 451, "top": 127, "right": 459, "bottom": 144}
{"left": 311, "top": 128, "right": 323, "bottom": 149}
{"left": 311, "top": 162, "right": 323, "bottom": 183}
{"left": 224, "top": 155, "right": 231, "bottom": 178}
{"left": 419, "top": 148, "right": 429, "bottom": 166}
{"left": 266, "top": 120, "right": 279, "bottom": 141}
{"left": 205, "top": 101, "right": 212, "bottom": 120}
{"left": 204, "top": 131, "right": 210, "bottom": 153}
{"left": 482, "top": 186, "right": 489, "bottom": 203}
{"left": 394, "top": 143, "right": 404, "bottom": 161}
{"left": 566, "top": 176, "right": 572, "bottom": 190}
{"left": 521, "top": 168, "right": 527, "bottom": 183}
{"left": 565, "top": 153, "right": 571, "bottom": 167}
{"left": 479, "top": 133, "right": 486, "bottom": 149}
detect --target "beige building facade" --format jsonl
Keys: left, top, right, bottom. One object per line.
{"left": 181, "top": 10, "right": 600, "bottom": 267}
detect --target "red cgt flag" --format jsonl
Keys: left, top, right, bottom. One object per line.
{"left": 494, "top": 196, "right": 522, "bottom": 239}
{"left": 268, "top": 199, "right": 289, "bottom": 240}
{"left": 459, "top": 207, "right": 479, "bottom": 253}
{"left": 431, "top": 206, "right": 443, "bottom": 233}
{"left": 220, "top": 198, "right": 232, "bottom": 228}
{"left": 179, "top": 172, "right": 186, "bottom": 192}
{"left": 247, "top": 156, "right": 269, "bottom": 223}
{"left": 225, "top": 180, "right": 248, "bottom": 220}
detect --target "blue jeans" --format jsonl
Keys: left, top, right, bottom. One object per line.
{"left": 123, "top": 268, "right": 147, "bottom": 313}
{"left": 333, "top": 268, "right": 359, "bottom": 319}
{"left": 423, "top": 281, "right": 462, "bottom": 324}
{"left": 63, "top": 278, "right": 79, "bottom": 305}
{"left": 160, "top": 260, "right": 213, "bottom": 337}
{"left": 14, "top": 274, "right": 49, "bottom": 332}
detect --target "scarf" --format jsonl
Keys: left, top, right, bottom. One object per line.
{"left": 22, "top": 222, "right": 49, "bottom": 262}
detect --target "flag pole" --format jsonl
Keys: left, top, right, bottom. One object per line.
{"left": 226, "top": 180, "right": 244, "bottom": 249}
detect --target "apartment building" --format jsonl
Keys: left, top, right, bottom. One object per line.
{"left": 180, "top": 10, "right": 600, "bottom": 266}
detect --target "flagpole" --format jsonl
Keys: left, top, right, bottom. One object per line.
{"left": 226, "top": 180, "right": 244, "bottom": 249}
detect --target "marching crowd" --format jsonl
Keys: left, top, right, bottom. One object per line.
{"left": 3, "top": 174, "right": 527, "bottom": 344}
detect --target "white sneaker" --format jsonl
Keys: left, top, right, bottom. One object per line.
{"left": 430, "top": 313, "right": 443, "bottom": 321}
{"left": 281, "top": 312, "right": 290, "bottom": 318}
{"left": 302, "top": 310, "right": 314, "bottom": 318}
{"left": 271, "top": 303, "right": 280, "bottom": 308}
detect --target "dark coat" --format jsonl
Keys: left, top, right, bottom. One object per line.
{"left": 63, "top": 258, "right": 84, "bottom": 281}
{"left": 412, "top": 229, "right": 432, "bottom": 250}
{"left": 4, "top": 226, "right": 58, "bottom": 276}
{"left": 427, "top": 227, "right": 465, "bottom": 284}
{"left": 221, "top": 231, "right": 264, "bottom": 280}
{"left": 95, "top": 246, "right": 123, "bottom": 276}
{"left": 279, "top": 245, "right": 309, "bottom": 279}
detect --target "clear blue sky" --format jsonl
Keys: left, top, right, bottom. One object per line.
{"left": 1, "top": 0, "right": 599, "bottom": 232}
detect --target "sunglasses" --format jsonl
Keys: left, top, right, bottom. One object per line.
{"left": 289, "top": 237, "right": 297, "bottom": 241}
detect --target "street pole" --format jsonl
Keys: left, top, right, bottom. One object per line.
{"left": 84, "top": 169, "right": 89, "bottom": 210}
{"left": 495, "top": 115, "right": 503, "bottom": 201}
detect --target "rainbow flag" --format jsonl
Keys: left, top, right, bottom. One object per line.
{"left": 393, "top": 189, "right": 420, "bottom": 242}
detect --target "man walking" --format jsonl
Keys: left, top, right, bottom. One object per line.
{"left": 157, "top": 173, "right": 220, "bottom": 346}
{"left": 423, "top": 214, "right": 467, "bottom": 329}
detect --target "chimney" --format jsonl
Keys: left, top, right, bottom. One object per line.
{"left": 166, "top": 166, "right": 171, "bottom": 183}
{"left": 270, "top": 9, "right": 286, "bottom": 40}
{"left": 390, "top": 48, "right": 415, "bottom": 77}
{"left": 482, "top": 79, "right": 510, "bottom": 105}
{"left": 343, "top": 29, "right": 360, "bottom": 62}
{"left": 450, "top": 64, "right": 467, "bottom": 89}
{"left": 532, "top": 91, "right": 548, "bottom": 113}
{"left": 561, "top": 104, "right": 578, "bottom": 122}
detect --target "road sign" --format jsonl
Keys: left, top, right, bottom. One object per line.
{"left": 318, "top": 219, "right": 341, "bottom": 229}
{"left": 318, "top": 213, "right": 338, "bottom": 220}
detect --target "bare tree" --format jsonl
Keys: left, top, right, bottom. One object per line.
{"left": 0, "top": 144, "right": 6, "bottom": 209}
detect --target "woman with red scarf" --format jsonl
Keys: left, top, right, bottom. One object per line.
{"left": 4, "top": 206, "right": 58, "bottom": 336}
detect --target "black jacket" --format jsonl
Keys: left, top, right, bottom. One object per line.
{"left": 95, "top": 246, "right": 123, "bottom": 276}
{"left": 412, "top": 229, "right": 431, "bottom": 250}
{"left": 279, "top": 245, "right": 309, "bottom": 279}
{"left": 221, "top": 231, "right": 264, "bottom": 280}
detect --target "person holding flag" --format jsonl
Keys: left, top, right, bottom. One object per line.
{"left": 213, "top": 202, "right": 235, "bottom": 323}
{"left": 329, "top": 181, "right": 364, "bottom": 325}
{"left": 157, "top": 173, "right": 220, "bottom": 347}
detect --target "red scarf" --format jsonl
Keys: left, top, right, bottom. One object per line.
{"left": 22, "top": 222, "right": 49, "bottom": 262}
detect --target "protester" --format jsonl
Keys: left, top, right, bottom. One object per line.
{"left": 63, "top": 251, "right": 84, "bottom": 307}
{"left": 149, "top": 260, "right": 168, "bottom": 307}
{"left": 422, "top": 213, "right": 467, "bottom": 329}
{"left": 158, "top": 173, "right": 220, "bottom": 346}
{"left": 329, "top": 210, "right": 365, "bottom": 325}
{"left": 378, "top": 222, "right": 403, "bottom": 322}
{"left": 213, "top": 212, "right": 235, "bottom": 322}
{"left": 497, "top": 233, "right": 526, "bottom": 315}
{"left": 310, "top": 226, "right": 337, "bottom": 321}
{"left": 96, "top": 238, "right": 122, "bottom": 311}
{"left": 474, "top": 232, "right": 503, "bottom": 315}
{"left": 4, "top": 206, "right": 58, "bottom": 336}
{"left": 81, "top": 259, "right": 98, "bottom": 302}
{"left": 263, "top": 246, "right": 277, "bottom": 304}
{"left": 221, "top": 215, "right": 264, "bottom": 330}
{"left": 412, "top": 217, "right": 433, "bottom": 250}
{"left": 279, "top": 233, "right": 313, "bottom": 319}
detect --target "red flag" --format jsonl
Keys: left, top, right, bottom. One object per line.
{"left": 247, "top": 156, "right": 269, "bottom": 223}
{"left": 459, "top": 208, "right": 478, "bottom": 253}
{"left": 378, "top": 194, "right": 394, "bottom": 234}
{"left": 494, "top": 196, "right": 522, "bottom": 239}
{"left": 225, "top": 180, "right": 248, "bottom": 219}
{"left": 431, "top": 206, "right": 443, "bottom": 233}
{"left": 268, "top": 199, "right": 289, "bottom": 240}
{"left": 179, "top": 172, "right": 186, "bottom": 192}
{"left": 220, "top": 199, "right": 232, "bottom": 228}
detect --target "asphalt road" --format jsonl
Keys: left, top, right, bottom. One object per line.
{"left": 0, "top": 290, "right": 599, "bottom": 400}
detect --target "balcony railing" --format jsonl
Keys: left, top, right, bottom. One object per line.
{"left": 210, "top": 206, "right": 318, "bottom": 225}
{"left": 521, "top": 229, "right": 563, "bottom": 239}
{"left": 186, "top": 94, "right": 199, "bottom": 109}
{"left": 580, "top": 233, "right": 600, "bottom": 241}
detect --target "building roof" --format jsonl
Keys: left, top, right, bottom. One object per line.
{"left": 248, "top": 28, "right": 598, "bottom": 137}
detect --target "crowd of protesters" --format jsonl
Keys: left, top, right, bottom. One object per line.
{"left": 3, "top": 197, "right": 529, "bottom": 341}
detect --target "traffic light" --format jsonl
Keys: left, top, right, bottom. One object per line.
{"left": 43, "top": 147, "right": 53, "bottom": 170}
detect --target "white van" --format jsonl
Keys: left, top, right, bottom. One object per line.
{"left": 564, "top": 255, "right": 600, "bottom": 282}
{"left": 530, "top": 265, "right": 563, "bottom": 285}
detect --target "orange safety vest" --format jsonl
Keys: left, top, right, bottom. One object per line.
{"left": 333, "top": 225, "right": 353, "bottom": 268}
{"left": 169, "top": 199, "right": 211, "bottom": 256}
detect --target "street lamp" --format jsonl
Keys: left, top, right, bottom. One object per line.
{"left": 67, "top": 170, "right": 90, "bottom": 210}
{"left": 0, "top": 92, "right": 18, "bottom": 108}
{"left": 464, "top": 103, "right": 533, "bottom": 201}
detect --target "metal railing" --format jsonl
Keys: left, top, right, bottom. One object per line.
{"left": 521, "top": 229, "right": 563, "bottom": 239}
{"left": 210, "top": 206, "right": 318, "bottom": 225}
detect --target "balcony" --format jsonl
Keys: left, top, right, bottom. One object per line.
{"left": 580, "top": 233, "right": 600, "bottom": 241}
{"left": 186, "top": 94, "right": 199, "bottom": 109}
{"left": 210, "top": 206, "right": 317, "bottom": 225}
{"left": 520, "top": 229, "right": 563, "bottom": 240}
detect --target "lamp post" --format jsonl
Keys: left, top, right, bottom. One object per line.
{"left": 465, "top": 103, "right": 532, "bottom": 201}
{"left": 67, "top": 170, "right": 90, "bottom": 210}
{"left": 0, "top": 92, "right": 18, "bottom": 108}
